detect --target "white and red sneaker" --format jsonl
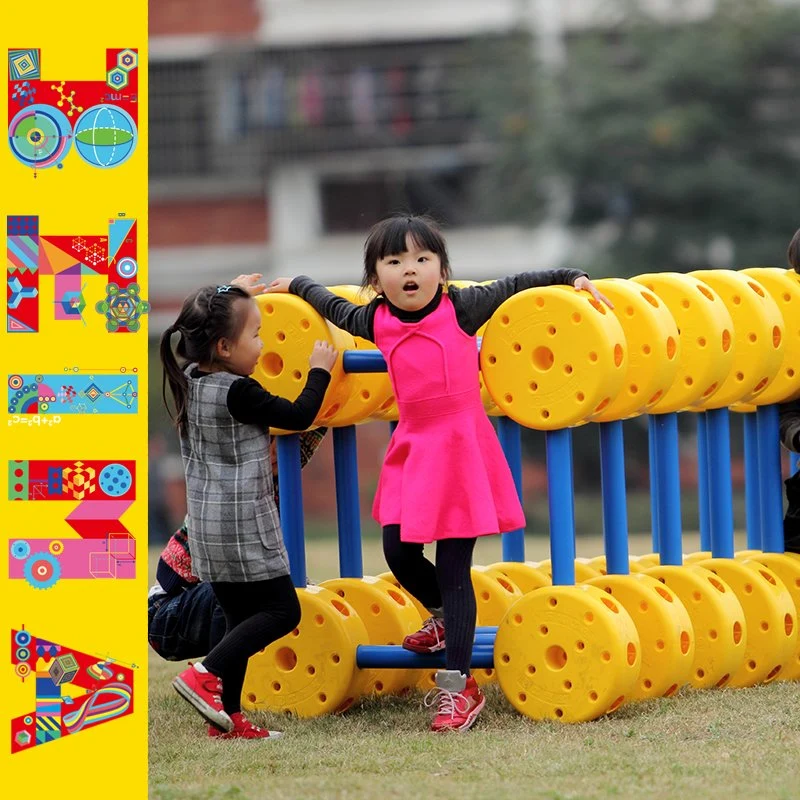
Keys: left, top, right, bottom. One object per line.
{"left": 425, "top": 671, "right": 485, "bottom": 732}
{"left": 402, "top": 616, "right": 445, "bottom": 653}
{"left": 208, "top": 712, "right": 283, "bottom": 740}
{"left": 172, "top": 664, "right": 233, "bottom": 732}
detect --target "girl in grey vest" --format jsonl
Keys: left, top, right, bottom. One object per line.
{"left": 160, "top": 282, "right": 336, "bottom": 739}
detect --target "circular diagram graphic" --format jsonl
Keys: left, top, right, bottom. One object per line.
{"left": 73, "top": 105, "right": 137, "bottom": 168}
{"left": 116, "top": 257, "right": 138, "bottom": 279}
{"left": 9, "top": 104, "right": 73, "bottom": 168}
{"left": 99, "top": 463, "right": 132, "bottom": 496}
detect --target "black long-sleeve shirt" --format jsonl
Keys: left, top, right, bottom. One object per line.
{"left": 190, "top": 366, "right": 331, "bottom": 429}
{"left": 289, "top": 268, "right": 589, "bottom": 341}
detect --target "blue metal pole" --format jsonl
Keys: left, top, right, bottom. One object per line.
{"left": 756, "top": 404, "right": 784, "bottom": 553}
{"left": 545, "top": 428, "right": 576, "bottom": 586}
{"left": 276, "top": 433, "right": 307, "bottom": 588}
{"left": 648, "top": 416, "right": 660, "bottom": 553}
{"left": 333, "top": 425, "right": 364, "bottom": 579}
{"left": 697, "top": 412, "right": 711, "bottom": 552}
{"left": 599, "top": 420, "right": 629, "bottom": 575}
{"left": 650, "top": 413, "right": 683, "bottom": 566}
{"left": 743, "top": 412, "right": 762, "bottom": 550}
{"left": 705, "top": 407, "right": 735, "bottom": 559}
{"left": 497, "top": 416, "right": 525, "bottom": 562}
{"left": 342, "top": 350, "right": 387, "bottom": 373}
{"left": 357, "top": 645, "right": 494, "bottom": 669}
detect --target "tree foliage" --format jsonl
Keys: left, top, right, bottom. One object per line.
{"left": 475, "top": 0, "right": 800, "bottom": 275}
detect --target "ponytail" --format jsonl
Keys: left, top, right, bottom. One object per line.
{"left": 160, "top": 323, "right": 189, "bottom": 436}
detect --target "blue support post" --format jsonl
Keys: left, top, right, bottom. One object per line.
{"left": 648, "top": 417, "right": 660, "bottom": 553}
{"left": 697, "top": 412, "right": 711, "bottom": 552}
{"left": 497, "top": 416, "right": 525, "bottom": 562}
{"left": 649, "top": 414, "right": 683, "bottom": 566}
{"left": 333, "top": 425, "right": 364, "bottom": 579}
{"left": 599, "top": 420, "right": 629, "bottom": 575}
{"left": 545, "top": 428, "right": 576, "bottom": 586}
{"left": 756, "top": 404, "right": 784, "bottom": 553}
{"left": 342, "top": 350, "right": 387, "bottom": 373}
{"left": 743, "top": 412, "right": 762, "bottom": 550}
{"left": 705, "top": 407, "right": 735, "bottom": 559}
{"left": 276, "top": 433, "right": 307, "bottom": 588}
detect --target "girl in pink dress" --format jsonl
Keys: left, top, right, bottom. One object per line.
{"left": 268, "top": 214, "right": 610, "bottom": 732}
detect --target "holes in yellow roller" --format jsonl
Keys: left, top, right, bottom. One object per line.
{"left": 748, "top": 332, "right": 757, "bottom": 343}
{"left": 564, "top": 364, "right": 573, "bottom": 375}
{"left": 519, "top": 692, "right": 528, "bottom": 702}
{"left": 643, "top": 679, "right": 652, "bottom": 690}
{"left": 595, "top": 397, "right": 610, "bottom": 413}
{"left": 601, "top": 597, "right": 619, "bottom": 614}
{"left": 664, "top": 684, "right": 679, "bottom": 697}
{"left": 319, "top": 693, "right": 327, "bottom": 703}
{"left": 654, "top": 586, "right": 673, "bottom": 603}
{"left": 584, "top": 611, "right": 594, "bottom": 624}
{"left": 261, "top": 352, "right": 284, "bottom": 377}
{"left": 681, "top": 299, "right": 691, "bottom": 309}
{"left": 545, "top": 645, "right": 567, "bottom": 670}
{"left": 614, "top": 344, "right": 623, "bottom": 367}
{"left": 786, "top": 613, "right": 794, "bottom": 636}
{"left": 702, "top": 383, "right": 718, "bottom": 398}
{"left": 589, "top": 351, "right": 598, "bottom": 363}
{"left": 648, "top": 390, "right": 662, "bottom": 405}
{"left": 716, "top": 674, "right": 730, "bottom": 688}
{"left": 709, "top": 629, "right": 718, "bottom": 640}
{"left": 542, "top": 410, "right": 550, "bottom": 420}
{"left": 264, "top": 303, "right": 274, "bottom": 315}
{"left": 744, "top": 583, "right": 753, "bottom": 594}
{"left": 655, "top": 639, "right": 665, "bottom": 651}
{"left": 601, "top": 651, "right": 611, "bottom": 662}
{"left": 247, "top": 693, "right": 257, "bottom": 703}
{"left": 576, "top": 640, "right": 586, "bottom": 651}
{"left": 275, "top": 647, "right": 297, "bottom": 672}
{"left": 535, "top": 297, "right": 545, "bottom": 308}
{"left": 629, "top": 384, "right": 638, "bottom": 395}
{"left": 548, "top": 596, "right": 558, "bottom": 607}
{"left": 732, "top": 294, "right": 741, "bottom": 305}
{"left": 708, "top": 576, "right": 726, "bottom": 593}
{"left": 307, "top": 665, "right": 316, "bottom": 676}
{"left": 641, "top": 290, "right": 659, "bottom": 307}
{"left": 692, "top": 591, "right": 702, "bottom": 602}
{"left": 666, "top": 337, "right": 677, "bottom": 359}
{"left": 370, "top": 603, "right": 381, "bottom": 616}
{"left": 481, "top": 591, "right": 491, "bottom": 601}
{"left": 685, "top": 377, "right": 694, "bottom": 387}
{"left": 733, "top": 621, "right": 743, "bottom": 644}
{"left": 387, "top": 590, "right": 406, "bottom": 606}
{"left": 697, "top": 668, "right": 705, "bottom": 679}
{"left": 576, "top": 392, "right": 585, "bottom": 402}
{"left": 291, "top": 628, "right": 300, "bottom": 637}
{"left": 504, "top": 394, "right": 513, "bottom": 404}
{"left": 322, "top": 403, "right": 341, "bottom": 419}
{"left": 640, "top": 601, "right": 649, "bottom": 612}
{"left": 774, "top": 326, "right": 782, "bottom": 347}
{"left": 555, "top": 708, "right": 565, "bottom": 718}
{"left": 513, "top": 613, "right": 523, "bottom": 625}
{"left": 532, "top": 347, "right": 554, "bottom": 371}
{"left": 513, "top": 342, "right": 522, "bottom": 353}
{"left": 680, "top": 631, "right": 691, "bottom": 654}
{"left": 608, "top": 696, "right": 625, "bottom": 713}
{"left": 722, "top": 329, "right": 732, "bottom": 352}
{"left": 748, "top": 281, "right": 765, "bottom": 297}
{"left": 529, "top": 382, "right": 539, "bottom": 392}
{"left": 540, "top": 625, "right": 549, "bottom": 636}
{"left": 273, "top": 681, "right": 282, "bottom": 692}
{"left": 625, "top": 305, "right": 634, "bottom": 317}
{"left": 276, "top": 331, "right": 286, "bottom": 342}
{"left": 293, "top": 370, "right": 303, "bottom": 381}
{"left": 589, "top": 299, "right": 607, "bottom": 315}
{"left": 589, "top": 691, "right": 598, "bottom": 702}
{"left": 697, "top": 336, "right": 707, "bottom": 347}
{"left": 760, "top": 621, "right": 769, "bottom": 631}
{"left": 747, "top": 660, "right": 757, "bottom": 671}
{"left": 331, "top": 599, "right": 350, "bottom": 616}
{"left": 697, "top": 284, "right": 715, "bottom": 301}
{"left": 572, "top": 312, "right": 582, "bottom": 323}
{"left": 331, "top": 653, "right": 340, "bottom": 664}
{"left": 314, "top": 614, "right": 325, "bottom": 626}
{"left": 361, "top": 390, "right": 371, "bottom": 400}
{"left": 642, "top": 344, "right": 652, "bottom": 355}
{"left": 488, "top": 355, "right": 497, "bottom": 365}
{"left": 501, "top": 314, "right": 510, "bottom": 325}
{"left": 760, "top": 570, "right": 777, "bottom": 585}
{"left": 547, "top": 325, "right": 557, "bottom": 336}
{"left": 527, "top": 664, "right": 536, "bottom": 675}
{"left": 501, "top": 652, "right": 510, "bottom": 664}
{"left": 766, "top": 666, "right": 781, "bottom": 682}
{"left": 564, "top": 680, "right": 572, "bottom": 690}
{"left": 300, "top": 318, "right": 310, "bottom": 330}
{"left": 627, "top": 642, "right": 637, "bottom": 665}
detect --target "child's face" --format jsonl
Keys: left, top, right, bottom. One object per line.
{"left": 221, "top": 298, "right": 263, "bottom": 377}
{"left": 371, "top": 233, "right": 444, "bottom": 312}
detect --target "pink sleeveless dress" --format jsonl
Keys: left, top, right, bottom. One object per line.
{"left": 371, "top": 294, "right": 525, "bottom": 543}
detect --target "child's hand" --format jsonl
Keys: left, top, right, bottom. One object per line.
{"left": 231, "top": 273, "right": 266, "bottom": 295}
{"left": 309, "top": 341, "right": 338, "bottom": 373}
{"left": 266, "top": 277, "right": 292, "bottom": 293}
{"left": 573, "top": 276, "right": 614, "bottom": 310}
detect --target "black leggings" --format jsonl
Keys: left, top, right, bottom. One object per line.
{"left": 383, "top": 524, "right": 476, "bottom": 676}
{"left": 203, "top": 575, "right": 301, "bottom": 714}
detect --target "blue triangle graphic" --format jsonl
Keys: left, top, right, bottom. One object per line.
{"left": 108, "top": 219, "right": 135, "bottom": 263}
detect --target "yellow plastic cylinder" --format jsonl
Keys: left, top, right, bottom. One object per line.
{"left": 689, "top": 270, "right": 783, "bottom": 409}
{"left": 480, "top": 286, "right": 627, "bottom": 430}
{"left": 630, "top": 273, "right": 734, "bottom": 413}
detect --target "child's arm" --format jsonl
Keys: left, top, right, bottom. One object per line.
{"left": 268, "top": 276, "right": 377, "bottom": 342}
{"left": 227, "top": 341, "right": 337, "bottom": 430}
{"left": 449, "top": 269, "right": 611, "bottom": 335}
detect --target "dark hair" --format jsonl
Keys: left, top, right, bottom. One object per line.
{"left": 160, "top": 284, "right": 252, "bottom": 435}
{"left": 788, "top": 228, "right": 800, "bottom": 273}
{"left": 362, "top": 214, "right": 452, "bottom": 291}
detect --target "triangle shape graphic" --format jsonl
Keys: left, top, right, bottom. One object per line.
{"left": 40, "top": 239, "right": 79, "bottom": 275}
{"left": 108, "top": 219, "right": 135, "bottom": 263}
{"left": 8, "top": 315, "right": 36, "bottom": 333}
{"left": 61, "top": 264, "right": 82, "bottom": 276}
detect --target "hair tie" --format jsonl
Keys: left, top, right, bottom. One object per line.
{"left": 216, "top": 285, "right": 234, "bottom": 294}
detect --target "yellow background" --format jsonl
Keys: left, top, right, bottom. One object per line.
{"left": 1, "top": 5, "right": 148, "bottom": 796}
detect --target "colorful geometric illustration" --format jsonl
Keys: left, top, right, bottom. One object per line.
{"left": 7, "top": 372, "right": 139, "bottom": 414}
{"left": 7, "top": 48, "right": 138, "bottom": 173}
{"left": 7, "top": 213, "right": 145, "bottom": 333}
{"left": 11, "top": 626, "right": 135, "bottom": 753}
{"left": 8, "top": 460, "right": 136, "bottom": 587}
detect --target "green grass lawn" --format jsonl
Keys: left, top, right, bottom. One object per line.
{"left": 149, "top": 532, "right": 800, "bottom": 799}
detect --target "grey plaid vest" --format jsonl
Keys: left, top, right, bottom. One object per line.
{"left": 179, "top": 364, "right": 289, "bottom": 582}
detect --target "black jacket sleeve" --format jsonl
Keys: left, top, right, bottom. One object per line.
{"left": 289, "top": 276, "right": 377, "bottom": 341}
{"left": 448, "top": 268, "right": 589, "bottom": 335}
{"left": 226, "top": 369, "right": 331, "bottom": 429}
{"left": 780, "top": 399, "right": 800, "bottom": 452}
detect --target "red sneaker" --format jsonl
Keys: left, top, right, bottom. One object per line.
{"left": 173, "top": 665, "right": 233, "bottom": 732}
{"left": 425, "top": 672, "right": 485, "bottom": 732}
{"left": 208, "top": 712, "right": 283, "bottom": 740}
{"left": 402, "top": 616, "right": 445, "bottom": 653}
